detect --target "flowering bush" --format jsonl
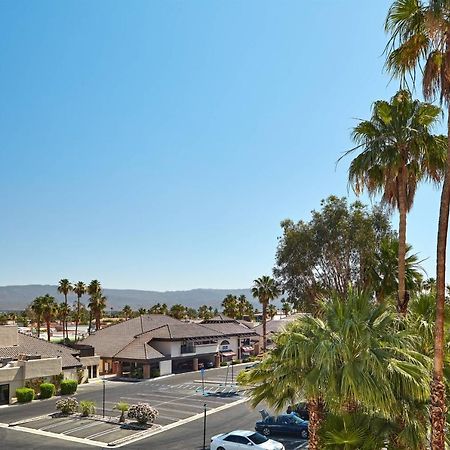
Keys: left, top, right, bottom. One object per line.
{"left": 56, "top": 397, "right": 79, "bottom": 415}
{"left": 127, "top": 403, "right": 159, "bottom": 425}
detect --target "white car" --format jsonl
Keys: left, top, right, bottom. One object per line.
{"left": 210, "top": 430, "right": 285, "bottom": 450}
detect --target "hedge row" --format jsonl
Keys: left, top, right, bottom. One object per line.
{"left": 15, "top": 379, "right": 78, "bottom": 403}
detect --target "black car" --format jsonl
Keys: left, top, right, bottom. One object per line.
{"left": 198, "top": 360, "right": 214, "bottom": 369}
{"left": 255, "top": 413, "right": 309, "bottom": 439}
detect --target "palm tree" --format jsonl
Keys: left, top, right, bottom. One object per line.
{"left": 87, "top": 280, "right": 102, "bottom": 333}
{"left": 169, "top": 304, "right": 186, "bottom": 320}
{"left": 221, "top": 294, "right": 238, "bottom": 318}
{"left": 73, "top": 281, "right": 86, "bottom": 342}
{"left": 371, "top": 237, "right": 424, "bottom": 302}
{"left": 343, "top": 89, "right": 445, "bottom": 314}
{"left": 240, "top": 290, "right": 431, "bottom": 450}
{"left": 41, "top": 294, "right": 58, "bottom": 341}
{"left": 385, "top": 2, "right": 450, "bottom": 444}
{"left": 31, "top": 296, "right": 45, "bottom": 338}
{"left": 267, "top": 304, "right": 278, "bottom": 320}
{"left": 252, "top": 276, "right": 280, "bottom": 352}
{"left": 281, "top": 298, "right": 291, "bottom": 318}
{"left": 137, "top": 307, "right": 146, "bottom": 316}
{"left": 122, "top": 305, "right": 133, "bottom": 319}
{"left": 57, "top": 279, "right": 73, "bottom": 339}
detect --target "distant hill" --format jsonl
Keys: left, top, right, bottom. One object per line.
{"left": 0, "top": 285, "right": 255, "bottom": 311}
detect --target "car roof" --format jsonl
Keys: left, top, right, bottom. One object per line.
{"left": 227, "top": 430, "right": 254, "bottom": 437}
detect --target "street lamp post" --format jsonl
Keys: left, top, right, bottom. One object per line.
{"left": 202, "top": 403, "right": 207, "bottom": 450}
{"left": 102, "top": 378, "right": 106, "bottom": 418}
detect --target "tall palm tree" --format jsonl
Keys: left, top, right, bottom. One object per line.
{"left": 87, "top": 280, "right": 102, "bottom": 333}
{"left": 57, "top": 279, "right": 72, "bottom": 340}
{"left": 343, "top": 89, "right": 445, "bottom": 313}
{"left": 73, "top": 281, "right": 86, "bottom": 342}
{"left": 240, "top": 290, "right": 431, "bottom": 450}
{"left": 137, "top": 307, "right": 146, "bottom": 316}
{"left": 31, "top": 296, "right": 45, "bottom": 338}
{"left": 252, "top": 276, "right": 280, "bottom": 352}
{"left": 385, "top": 2, "right": 450, "bottom": 444}
{"left": 41, "top": 294, "right": 58, "bottom": 341}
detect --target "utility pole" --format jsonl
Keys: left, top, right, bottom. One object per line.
{"left": 102, "top": 379, "right": 106, "bottom": 418}
{"left": 202, "top": 403, "right": 207, "bottom": 450}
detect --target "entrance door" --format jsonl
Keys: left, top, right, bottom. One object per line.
{"left": 0, "top": 384, "right": 9, "bottom": 405}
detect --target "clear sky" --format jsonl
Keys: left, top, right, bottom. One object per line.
{"left": 0, "top": 0, "right": 444, "bottom": 290}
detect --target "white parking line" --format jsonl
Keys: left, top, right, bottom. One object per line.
{"left": 62, "top": 421, "right": 100, "bottom": 435}
{"left": 40, "top": 418, "right": 74, "bottom": 431}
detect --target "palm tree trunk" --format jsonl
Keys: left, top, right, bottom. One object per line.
{"left": 430, "top": 106, "right": 450, "bottom": 450}
{"left": 63, "top": 293, "right": 67, "bottom": 340}
{"left": 37, "top": 317, "right": 41, "bottom": 338}
{"left": 262, "top": 301, "right": 267, "bottom": 352}
{"left": 46, "top": 320, "right": 51, "bottom": 341}
{"left": 75, "top": 295, "right": 80, "bottom": 342}
{"left": 96, "top": 311, "right": 100, "bottom": 330}
{"left": 397, "top": 165, "right": 408, "bottom": 314}
{"left": 88, "top": 310, "right": 92, "bottom": 335}
{"left": 308, "top": 397, "right": 324, "bottom": 450}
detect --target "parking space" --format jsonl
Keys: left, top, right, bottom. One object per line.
{"left": 12, "top": 414, "right": 150, "bottom": 446}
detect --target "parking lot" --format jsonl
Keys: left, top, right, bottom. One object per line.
{"left": 7, "top": 370, "right": 248, "bottom": 447}
{"left": 0, "top": 366, "right": 308, "bottom": 449}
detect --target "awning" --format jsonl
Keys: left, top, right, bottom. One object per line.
{"left": 241, "top": 346, "right": 254, "bottom": 352}
{"left": 221, "top": 351, "right": 236, "bottom": 357}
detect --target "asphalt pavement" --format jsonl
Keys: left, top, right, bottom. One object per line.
{"left": 0, "top": 366, "right": 308, "bottom": 449}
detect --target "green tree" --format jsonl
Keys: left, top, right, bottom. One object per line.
{"left": 385, "top": 2, "right": 450, "bottom": 443}
{"left": 137, "top": 307, "right": 146, "bottom": 316}
{"left": 73, "top": 281, "right": 86, "bottom": 342}
{"left": 252, "top": 276, "right": 280, "bottom": 352}
{"left": 266, "top": 304, "right": 277, "bottom": 320}
{"left": 198, "top": 305, "right": 214, "bottom": 320}
{"left": 236, "top": 295, "right": 255, "bottom": 320}
{"left": 169, "top": 304, "right": 186, "bottom": 320}
{"left": 31, "top": 296, "right": 45, "bottom": 338}
{"left": 41, "top": 294, "right": 58, "bottom": 341}
{"left": 57, "top": 279, "right": 72, "bottom": 339}
{"left": 240, "top": 290, "right": 431, "bottom": 450}
{"left": 371, "top": 237, "right": 424, "bottom": 303}
{"left": 221, "top": 294, "right": 238, "bottom": 318}
{"left": 274, "top": 196, "right": 394, "bottom": 312}
{"left": 186, "top": 307, "right": 198, "bottom": 319}
{"left": 343, "top": 89, "right": 445, "bottom": 313}
{"left": 87, "top": 280, "right": 105, "bottom": 331}
{"left": 281, "top": 298, "right": 291, "bottom": 317}
{"left": 122, "top": 305, "right": 133, "bottom": 320}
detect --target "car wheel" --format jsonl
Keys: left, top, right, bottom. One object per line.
{"left": 300, "top": 429, "right": 308, "bottom": 439}
{"left": 217, "top": 447, "right": 225, "bottom": 450}
{"left": 262, "top": 427, "right": 271, "bottom": 436}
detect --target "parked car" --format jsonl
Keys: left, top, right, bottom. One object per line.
{"left": 244, "top": 362, "right": 260, "bottom": 370}
{"left": 198, "top": 360, "right": 214, "bottom": 369}
{"left": 255, "top": 413, "right": 309, "bottom": 439}
{"left": 210, "top": 430, "right": 284, "bottom": 450}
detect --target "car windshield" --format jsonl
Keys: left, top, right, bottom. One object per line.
{"left": 289, "top": 414, "right": 305, "bottom": 424}
{"left": 248, "top": 432, "right": 268, "bottom": 444}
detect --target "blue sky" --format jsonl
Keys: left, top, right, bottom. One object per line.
{"left": 0, "top": 0, "right": 443, "bottom": 290}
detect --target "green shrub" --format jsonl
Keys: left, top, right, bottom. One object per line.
{"left": 79, "top": 400, "right": 96, "bottom": 416}
{"left": 25, "top": 377, "right": 45, "bottom": 395}
{"left": 60, "top": 379, "right": 78, "bottom": 395}
{"left": 150, "top": 369, "right": 160, "bottom": 378}
{"left": 220, "top": 362, "right": 228, "bottom": 367}
{"left": 231, "top": 359, "right": 242, "bottom": 365}
{"left": 56, "top": 397, "right": 78, "bottom": 414}
{"left": 16, "top": 388, "right": 35, "bottom": 403}
{"left": 39, "top": 383, "right": 56, "bottom": 399}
